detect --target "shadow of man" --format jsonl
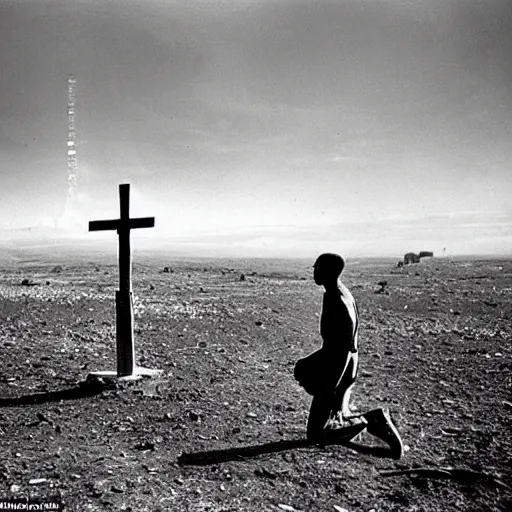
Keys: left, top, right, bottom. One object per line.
{"left": 178, "top": 434, "right": 393, "bottom": 466}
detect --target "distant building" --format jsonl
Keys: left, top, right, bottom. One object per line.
{"left": 419, "top": 251, "right": 434, "bottom": 258}
{"left": 404, "top": 252, "right": 420, "bottom": 264}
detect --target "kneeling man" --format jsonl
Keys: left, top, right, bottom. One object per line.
{"left": 294, "top": 253, "right": 403, "bottom": 459}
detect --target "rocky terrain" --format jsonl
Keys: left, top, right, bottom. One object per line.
{"left": 0, "top": 252, "right": 510, "bottom": 511}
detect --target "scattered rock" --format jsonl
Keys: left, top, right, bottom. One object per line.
{"left": 21, "top": 279, "right": 39, "bottom": 286}
{"left": 29, "top": 478, "right": 47, "bottom": 485}
{"left": 255, "top": 467, "right": 277, "bottom": 480}
{"left": 134, "top": 440, "right": 156, "bottom": 451}
{"left": 36, "top": 412, "right": 53, "bottom": 425}
{"left": 278, "top": 505, "right": 300, "bottom": 512}
{"left": 188, "top": 411, "right": 200, "bottom": 422}
{"left": 374, "top": 281, "right": 388, "bottom": 294}
{"left": 441, "top": 426, "right": 462, "bottom": 436}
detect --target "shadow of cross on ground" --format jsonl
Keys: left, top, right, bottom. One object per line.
{"left": 0, "top": 379, "right": 114, "bottom": 407}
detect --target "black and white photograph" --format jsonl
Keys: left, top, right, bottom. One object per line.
{"left": 0, "top": 0, "right": 511, "bottom": 510}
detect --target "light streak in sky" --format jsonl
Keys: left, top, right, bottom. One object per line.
{"left": 60, "top": 74, "right": 79, "bottom": 229}
{"left": 67, "top": 75, "right": 77, "bottom": 206}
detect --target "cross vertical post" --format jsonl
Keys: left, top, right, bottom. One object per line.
{"left": 116, "top": 184, "right": 135, "bottom": 376}
{"left": 118, "top": 184, "right": 132, "bottom": 292}
{"left": 89, "top": 183, "right": 159, "bottom": 380}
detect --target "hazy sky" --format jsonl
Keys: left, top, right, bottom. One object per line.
{"left": 0, "top": 0, "right": 511, "bottom": 257}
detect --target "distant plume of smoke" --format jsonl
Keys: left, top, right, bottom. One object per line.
{"left": 67, "top": 75, "right": 77, "bottom": 205}
{"left": 60, "top": 75, "right": 80, "bottom": 230}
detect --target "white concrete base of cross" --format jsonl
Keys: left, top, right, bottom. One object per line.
{"left": 86, "top": 367, "right": 163, "bottom": 384}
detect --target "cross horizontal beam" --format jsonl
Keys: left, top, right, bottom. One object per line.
{"left": 89, "top": 217, "right": 155, "bottom": 232}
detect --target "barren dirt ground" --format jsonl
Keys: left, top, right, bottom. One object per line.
{"left": 0, "top": 253, "right": 510, "bottom": 511}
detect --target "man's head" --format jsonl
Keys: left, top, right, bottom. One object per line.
{"left": 313, "top": 253, "right": 345, "bottom": 286}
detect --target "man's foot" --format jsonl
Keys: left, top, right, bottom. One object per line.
{"left": 363, "top": 408, "right": 403, "bottom": 460}
{"left": 324, "top": 416, "right": 368, "bottom": 444}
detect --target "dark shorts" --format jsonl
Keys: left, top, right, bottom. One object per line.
{"left": 294, "top": 348, "right": 357, "bottom": 396}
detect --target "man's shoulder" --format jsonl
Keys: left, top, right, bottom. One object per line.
{"left": 338, "top": 282, "right": 355, "bottom": 299}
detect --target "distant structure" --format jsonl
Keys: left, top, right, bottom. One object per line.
{"left": 403, "top": 251, "right": 434, "bottom": 265}
{"left": 404, "top": 252, "right": 420, "bottom": 265}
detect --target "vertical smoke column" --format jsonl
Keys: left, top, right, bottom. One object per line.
{"left": 64, "top": 75, "right": 77, "bottom": 225}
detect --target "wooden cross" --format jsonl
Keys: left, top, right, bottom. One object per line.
{"left": 89, "top": 183, "right": 157, "bottom": 378}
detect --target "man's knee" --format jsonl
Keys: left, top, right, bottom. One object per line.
{"left": 294, "top": 354, "right": 324, "bottom": 395}
{"left": 293, "top": 358, "right": 305, "bottom": 382}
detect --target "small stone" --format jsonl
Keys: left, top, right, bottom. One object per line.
{"left": 10, "top": 484, "right": 21, "bottom": 493}
{"left": 441, "top": 426, "right": 462, "bottom": 435}
{"left": 246, "top": 412, "right": 257, "bottom": 418}
{"left": 29, "top": 478, "right": 47, "bottom": 485}
{"left": 134, "top": 440, "right": 156, "bottom": 451}
{"left": 188, "top": 411, "right": 200, "bottom": 422}
{"left": 278, "top": 505, "right": 298, "bottom": 512}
